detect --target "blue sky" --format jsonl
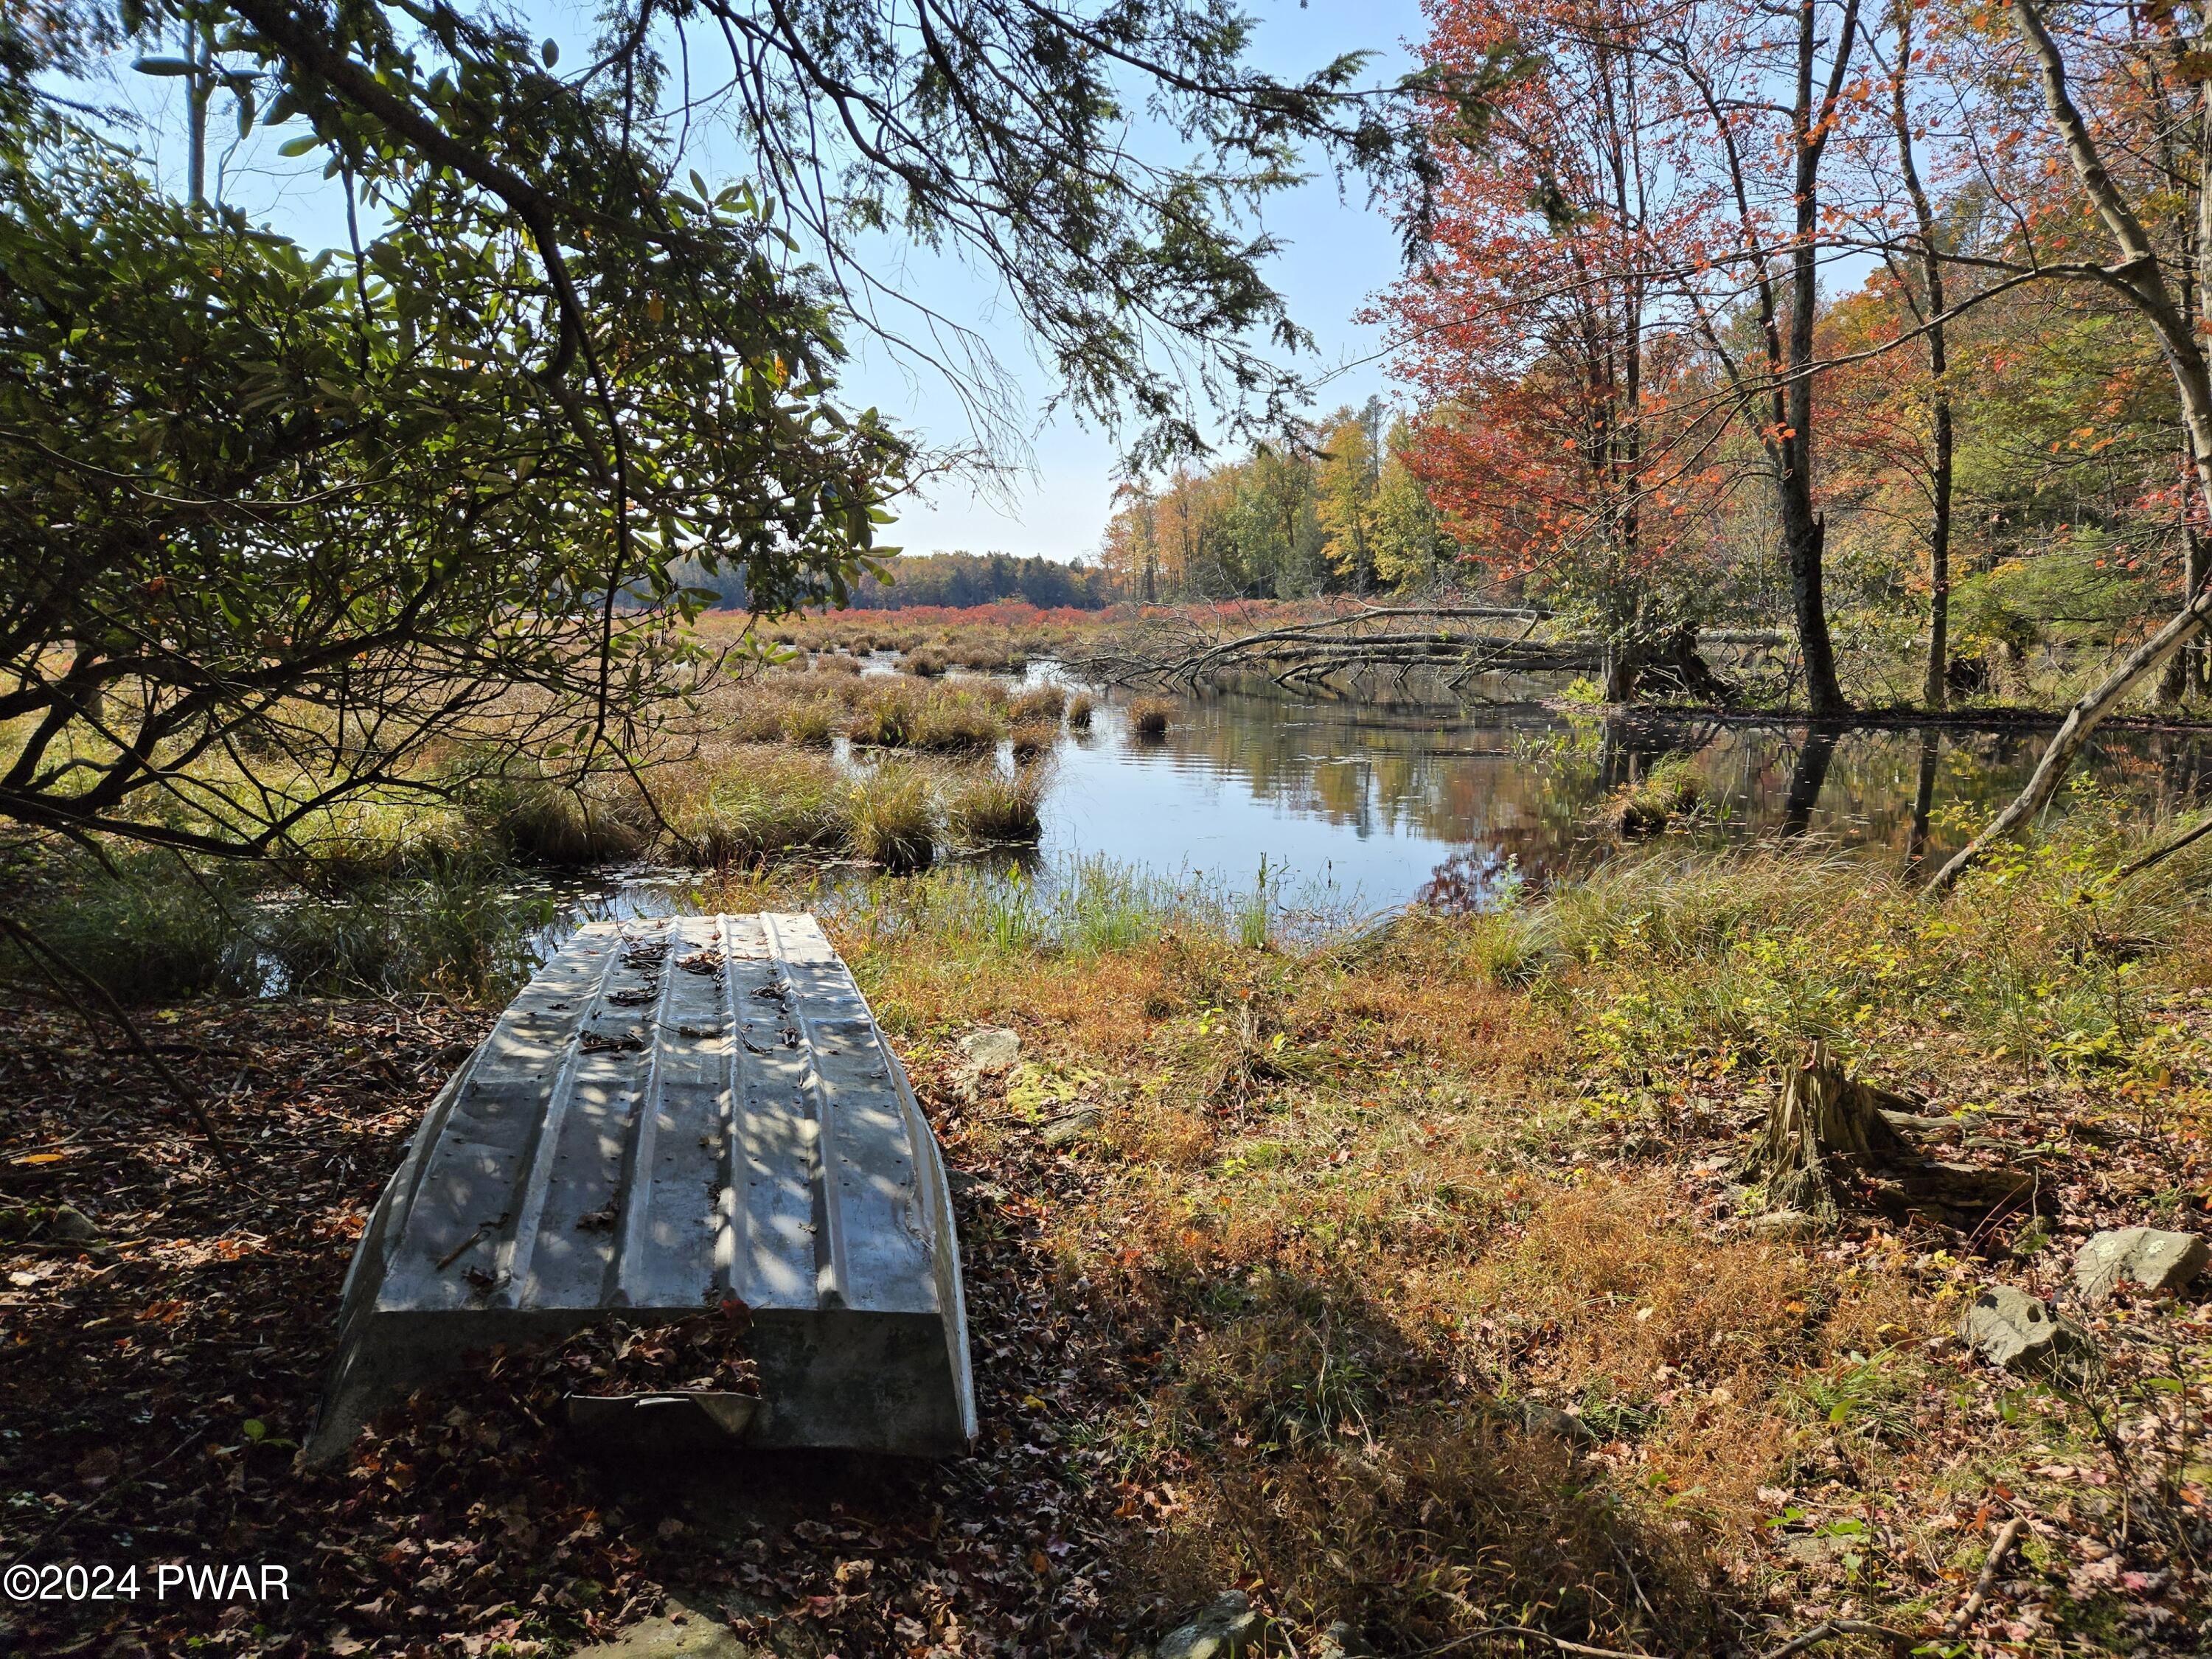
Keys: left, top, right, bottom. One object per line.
{"left": 839, "top": 4, "right": 1430, "bottom": 563}
{"left": 55, "top": 1, "right": 1428, "bottom": 562}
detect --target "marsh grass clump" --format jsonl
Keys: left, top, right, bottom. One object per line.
{"left": 911, "top": 692, "right": 1004, "bottom": 755}
{"left": 468, "top": 774, "right": 648, "bottom": 865}
{"left": 1129, "top": 695, "right": 1175, "bottom": 738}
{"left": 848, "top": 682, "right": 921, "bottom": 748}
{"left": 673, "top": 749, "right": 848, "bottom": 865}
{"left": 1066, "top": 692, "right": 1095, "bottom": 730}
{"left": 1009, "top": 719, "right": 1057, "bottom": 762}
{"left": 952, "top": 635, "right": 1027, "bottom": 672}
{"left": 726, "top": 695, "right": 793, "bottom": 744}
{"left": 945, "top": 766, "right": 1045, "bottom": 845}
{"left": 13, "top": 846, "right": 545, "bottom": 1003}
{"left": 1008, "top": 684, "right": 1068, "bottom": 723}
{"left": 778, "top": 697, "right": 842, "bottom": 748}
{"left": 954, "top": 674, "right": 1014, "bottom": 709}
{"left": 900, "top": 647, "right": 947, "bottom": 678}
{"left": 14, "top": 851, "right": 249, "bottom": 1001}
{"left": 1540, "top": 810, "right": 2212, "bottom": 1090}
{"left": 848, "top": 762, "right": 938, "bottom": 871}
{"left": 255, "top": 864, "right": 544, "bottom": 998}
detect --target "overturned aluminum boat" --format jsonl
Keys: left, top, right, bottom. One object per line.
{"left": 307, "top": 914, "right": 975, "bottom": 1462}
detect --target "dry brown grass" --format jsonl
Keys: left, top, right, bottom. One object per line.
{"left": 796, "top": 831, "right": 2212, "bottom": 1651}
{"left": 827, "top": 888, "right": 1980, "bottom": 1653}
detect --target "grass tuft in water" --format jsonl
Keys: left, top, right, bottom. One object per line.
{"left": 1129, "top": 695, "right": 1175, "bottom": 738}
{"left": 847, "top": 762, "right": 939, "bottom": 872}
{"left": 1009, "top": 685, "right": 1068, "bottom": 723}
{"left": 1008, "top": 720, "right": 1057, "bottom": 762}
{"left": 945, "top": 766, "right": 1046, "bottom": 846}
{"left": 672, "top": 749, "right": 847, "bottom": 866}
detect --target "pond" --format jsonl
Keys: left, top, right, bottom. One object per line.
{"left": 1021, "top": 680, "right": 2212, "bottom": 911}
{"left": 540, "top": 672, "right": 2212, "bottom": 949}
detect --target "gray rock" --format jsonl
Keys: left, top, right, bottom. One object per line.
{"left": 1314, "top": 1621, "right": 1370, "bottom": 1659}
{"left": 1157, "top": 1592, "right": 1259, "bottom": 1659}
{"left": 1040, "top": 1107, "right": 1102, "bottom": 1147}
{"left": 1958, "top": 1284, "right": 2085, "bottom": 1370}
{"left": 2074, "top": 1227, "right": 2208, "bottom": 1301}
{"left": 47, "top": 1206, "right": 100, "bottom": 1245}
{"left": 957, "top": 1026, "right": 1022, "bottom": 1073}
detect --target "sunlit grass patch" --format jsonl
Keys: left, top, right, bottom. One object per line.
{"left": 778, "top": 697, "right": 842, "bottom": 748}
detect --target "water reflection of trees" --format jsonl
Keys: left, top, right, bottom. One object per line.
{"left": 1135, "top": 687, "right": 2212, "bottom": 888}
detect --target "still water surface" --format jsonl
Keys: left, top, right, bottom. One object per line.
{"left": 554, "top": 675, "right": 2212, "bottom": 941}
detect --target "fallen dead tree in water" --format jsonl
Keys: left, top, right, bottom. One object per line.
{"left": 1067, "top": 604, "right": 1782, "bottom": 699}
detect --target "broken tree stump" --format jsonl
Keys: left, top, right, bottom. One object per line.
{"left": 1740, "top": 1043, "right": 1913, "bottom": 1223}
{"left": 1740, "top": 1046, "right": 2045, "bottom": 1228}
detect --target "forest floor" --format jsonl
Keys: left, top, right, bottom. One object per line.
{"left": 4, "top": 834, "right": 2212, "bottom": 1658}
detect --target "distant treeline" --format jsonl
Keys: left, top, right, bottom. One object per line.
{"left": 681, "top": 550, "right": 1116, "bottom": 611}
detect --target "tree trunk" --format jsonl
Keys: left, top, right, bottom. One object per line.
{"left": 1740, "top": 1043, "right": 1910, "bottom": 1222}
{"left": 2164, "top": 526, "right": 2208, "bottom": 702}
{"left": 1784, "top": 498, "right": 1847, "bottom": 718}
{"left": 1601, "top": 643, "right": 1638, "bottom": 703}
{"left": 1891, "top": 0, "right": 1952, "bottom": 709}
{"left": 1781, "top": 0, "right": 1857, "bottom": 720}
{"left": 1925, "top": 408, "right": 1952, "bottom": 709}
